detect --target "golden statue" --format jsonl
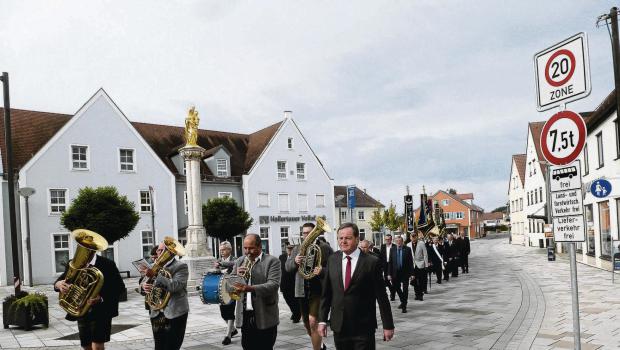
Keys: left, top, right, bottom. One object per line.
{"left": 184, "top": 106, "right": 199, "bottom": 146}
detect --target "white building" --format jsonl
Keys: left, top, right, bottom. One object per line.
{"left": 508, "top": 154, "right": 526, "bottom": 245}
{"left": 333, "top": 185, "right": 384, "bottom": 244}
{"left": 523, "top": 122, "right": 549, "bottom": 248}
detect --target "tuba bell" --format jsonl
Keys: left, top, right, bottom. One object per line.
{"left": 145, "top": 236, "right": 186, "bottom": 311}
{"left": 298, "top": 217, "right": 332, "bottom": 280}
{"left": 59, "top": 229, "right": 108, "bottom": 318}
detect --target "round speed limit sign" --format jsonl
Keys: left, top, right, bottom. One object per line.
{"left": 540, "top": 110, "right": 587, "bottom": 165}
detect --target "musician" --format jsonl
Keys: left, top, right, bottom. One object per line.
{"left": 142, "top": 241, "right": 189, "bottom": 350}
{"left": 387, "top": 235, "right": 413, "bottom": 313}
{"left": 319, "top": 223, "right": 394, "bottom": 350}
{"left": 216, "top": 241, "right": 238, "bottom": 345}
{"left": 458, "top": 232, "right": 471, "bottom": 273}
{"left": 232, "top": 234, "right": 281, "bottom": 350}
{"left": 286, "top": 222, "right": 333, "bottom": 350}
{"left": 379, "top": 234, "right": 396, "bottom": 301}
{"left": 279, "top": 244, "right": 301, "bottom": 323}
{"left": 428, "top": 236, "right": 445, "bottom": 284}
{"left": 407, "top": 232, "right": 428, "bottom": 301}
{"left": 54, "top": 253, "right": 125, "bottom": 350}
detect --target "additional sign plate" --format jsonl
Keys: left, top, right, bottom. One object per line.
{"left": 534, "top": 33, "right": 591, "bottom": 111}
{"left": 540, "top": 111, "right": 587, "bottom": 165}
{"left": 550, "top": 189, "right": 583, "bottom": 217}
{"left": 590, "top": 178, "right": 612, "bottom": 198}
{"left": 550, "top": 160, "right": 581, "bottom": 192}
{"left": 553, "top": 215, "right": 585, "bottom": 242}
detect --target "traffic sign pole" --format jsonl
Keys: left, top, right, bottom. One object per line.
{"left": 569, "top": 243, "right": 582, "bottom": 350}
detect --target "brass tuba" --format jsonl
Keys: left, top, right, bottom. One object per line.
{"left": 59, "top": 229, "right": 108, "bottom": 318}
{"left": 298, "top": 217, "right": 332, "bottom": 280}
{"left": 145, "top": 236, "right": 186, "bottom": 311}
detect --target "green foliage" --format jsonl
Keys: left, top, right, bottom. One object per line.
{"left": 8, "top": 293, "right": 47, "bottom": 318}
{"left": 202, "top": 197, "right": 253, "bottom": 241}
{"left": 492, "top": 206, "right": 507, "bottom": 213}
{"left": 61, "top": 186, "right": 140, "bottom": 243}
{"left": 447, "top": 188, "right": 457, "bottom": 195}
{"left": 368, "top": 207, "right": 384, "bottom": 232}
{"left": 383, "top": 204, "right": 400, "bottom": 232}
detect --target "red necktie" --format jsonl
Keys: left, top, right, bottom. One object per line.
{"left": 344, "top": 256, "right": 352, "bottom": 290}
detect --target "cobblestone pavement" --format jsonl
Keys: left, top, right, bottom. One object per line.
{"left": 0, "top": 234, "right": 618, "bottom": 349}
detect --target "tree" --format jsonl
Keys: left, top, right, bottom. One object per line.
{"left": 383, "top": 204, "right": 400, "bottom": 232}
{"left": 447, "top": 188, "right": 457, "bottom": 195}
{"left": 368, "top": 207, "right": 384, "bottom": 232}
{"left": 492, "top": 206, "right": 507, "bottom": 213}
{"left": 202, "top": 197, "right": 253, "bottom": 241}
{"left": 61, "top": 186, "right": 140, "bottom": 243}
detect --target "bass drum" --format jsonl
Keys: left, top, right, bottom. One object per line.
{"left": 199, "top": 272, "right": 245, "bottom": 305}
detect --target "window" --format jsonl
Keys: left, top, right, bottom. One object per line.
{"left": 315, "top": 194, "right": 325, "bottom": 208}
{"left": 360, "top": 229, "right": 366, "bottom": 240}
{"left": 297, "top": 194, "right": 308, "bottom": 212}
{"left": 287, "top": 137, "right": 294, "bottom": 149}
{"left": 520, "top": 198, "right": 523, "bottom": 211}
{"left": 539, "top": 187, "right": 543, "bottom": 202}
{"left": 259, "top": 227, "right": 270, "bottom": 254}
{"left": 183, "top": 161, "right": 187, "bottom": 176}
{"left": 296, "top": 162, "right": 306, "bottom": 180}
{"left": 52, "top": 233, "right": 70, "bottom": 273}
{"left": 584, "top": 143, "right": 589, "bottom": 175}
{"left": 278, "top": 193, "right": 289, "bottom": 212}
{"left": 596, "top": 132, "right": 604, "bottom": 168}
{"left": 534, "top": 190, "right": 538, "bottom": 204}
{"left": 527, "top": 193, "right": 530, "bottom": 206}
{"left": 140, "top": 191, "right": 152, "bottom": 212}
{"left": 533, "top": 159, "right": 536, "bottom": 174}
{"left": 615, "top": 119, "right": 620, "bottom": 159}
{"left": 184, "top": 191, "right": 188, "bottom": 214}
{"left": 585, "top": 204, "right": 595, "bottom": 255}
{"left": 340, "top": 211, "right": 347, "bottom": 220}
{"left": 71, "top": 145, "right": 88, "bottom": 170}
{"left": 218, "top": 192, "right": 233, "bottom": 199}
{"left": 216, "top": 159, "right": 228, "bottom": 177}
{"left": 442, "top": 199, "right": 449, "bottom": 206}
{"left": 277, "top": 161, "right": 287, "bottom": 180}
{"left": 280, "top": 226, "right": 289, "bottom": 239}
{"left": 599, "top": 201, "right": 611, "bottom": 258}
{"left": 119, "top": 149, "right": 135, "bottom": 172}
{"left": 456, "top": 212, "right": 464, "bottom": 219}
{"left": 358, "top": 211, "right": 365, "bottom": 220}
{"left": 258, "top": 192, "right": 269, "bottom": 207}
{"left": 528, "top": 161, "right": 532, "bottom": 177}
{"left": 101, "top": 246, "right": 115, "bottom": 261}
{"left": 49, "top": 189, "right": 67, "bottom": 214}
{"left": 141, "top": 231, "right": 154, "bottom": 259}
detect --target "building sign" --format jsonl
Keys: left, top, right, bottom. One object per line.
{"left": 550, "top": 189, "right": 583, "bottom": 217}
{"left": 553, "top": 215, "right": 585, "bottom": 241}
{"left": 259, "top": 215, "right": 326, "bottom": 224}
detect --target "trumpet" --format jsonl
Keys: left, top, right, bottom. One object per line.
{"left": 230, "top": 256, "right": 255, "bottom": 301}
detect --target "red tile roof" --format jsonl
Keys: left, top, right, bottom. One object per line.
{"left": 456, "top": 193, "right": 473, "bottom": 200}
{"left": 481, "top": 212, "right": 504, "bottom": 221}
{"left": 334, "top": 186, "right": 384, "bottom": 208}
{"left": 512, "top": 154, "right": 526, "bottom": 186}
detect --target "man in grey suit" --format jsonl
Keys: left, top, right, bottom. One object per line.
{"left": 407, "top": 232, "right": 428, "bottom": 301}
{"left": 142, "top": 241, "right": 189, "bottom": 350}
{"left": 232, "top": 234, "right": 281, "bottom": 350}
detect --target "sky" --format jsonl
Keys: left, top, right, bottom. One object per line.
{"left": 1, "top": 1, "right": 618, "bottom": 212}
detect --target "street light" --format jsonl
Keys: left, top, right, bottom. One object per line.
{"left": 18, "top": 187, "right": 35, "bottom": 287}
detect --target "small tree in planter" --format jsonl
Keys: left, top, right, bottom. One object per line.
{"left": 3, "top": 292, "right": 48, "bottom": 330}
{"left": 202, "top": 197, "right": 253, "bottom": 242}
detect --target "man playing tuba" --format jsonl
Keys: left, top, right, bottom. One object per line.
{"left": 141, "top": 238, "right": 189, "bottom": 350}
{"left": 286, "top": 221, "right": 333, "bottom": 350}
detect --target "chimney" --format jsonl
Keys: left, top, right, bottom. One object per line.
{"left": 284, "top": 110, "right": 292, "bottom": 119}
{"left": 363, "top": 188, "right": 367, "bottom": 193}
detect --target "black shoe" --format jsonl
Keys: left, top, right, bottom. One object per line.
{"left": 402, "top": 307, "right": 407, "bottom": 313}
{"left": 292, "top": 319, "right": 300, "bottom": 323}
{"left": 424, "top": 290, "right": 428, "bottom": 294}
{"left": 414, "top": 296, "right": 419, "bottom": 300}
{"left": 418, "top": 296, "right": 423, "bottom": 301}
{"left": 321, "top": 344, "right": 327, "bottom": 350}
{"left": 231, "top": 329, "right": 238, "bottom": 337}
{"left": 397, "top": 303, "right": 404, "bottom": 309}
{"left": 437, "top": 280, "right": 442, "bottom": 284}
{"left": 222, "top": 336, "right": 231, "bottom": 345}
{"left": 390, "top": 296, "right": 396, "bottom": 301}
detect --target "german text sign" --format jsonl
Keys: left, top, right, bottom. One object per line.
{"left": 534, "top": 33, "right": 591, "bottom": 111}
{"left": 550, "top": 190, "right": 583, "bottom": 217}
{"left": 540, "top": 111, "right": 586, "bottom": 165}
{"left": 553, "top": 215, "right": 585, "bottom": 242}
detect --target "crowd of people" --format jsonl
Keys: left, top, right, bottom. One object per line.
{"left": 52, "top": 223, "right": 470, "bottom": 350}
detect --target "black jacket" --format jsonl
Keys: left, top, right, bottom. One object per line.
{"left": 55, "top": 255, "right": 125, "bottom": 321}
{"left": 319, "top": 250, "right": 394, "bottom": 335}
{"left": 387, "top": 245, "right": 413, "bottom": 279}
{"left": 428, "top": 244, "right": 444, "bottom": 267}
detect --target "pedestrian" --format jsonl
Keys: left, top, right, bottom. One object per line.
{"left": 459, "top": 231, "right": 471, "bottom": 273}
{"left": 407, "top": 232, "right": 428, "bottom": 301}
{"left": 279, "top": 245, "right": 301, "bottom": 324}
{"left": 428, "top": 236, "right": 445, "bottom": 284}
{"left": 388, "top": 235, "right": 413, "bottom": 313}
{"left": 216, "top": 241, "right": 238, "bottom": 345}
{"left": 379, "top": 234, "right": 396, "bottom": 301}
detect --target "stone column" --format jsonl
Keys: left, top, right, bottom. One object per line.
{"left": 179, "top": 145, "right": 216, "bottom": 285}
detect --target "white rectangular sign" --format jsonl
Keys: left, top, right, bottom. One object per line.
{"left": 550, "top": 161, "right": 582, "bottom": 192}
{"left": 534, "top": 33, "right": 591, "bottom": 111}
{"left": 553, "top": 215, "right": 585, "bottom": 242}
{"left": 550, "top": 189, "right": 583, "bottom": 217}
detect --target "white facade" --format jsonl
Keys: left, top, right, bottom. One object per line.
{"left": 523, "top": 126, "right": 548, "bottom": 248}
{"left": 577, "top": 109, "right": 620, "bottom": 270}
{"left": 242, "top": 116, "right": 335, "bottom": 257}
{"left": 17, "top": 90, "right": 177, "bottom": 284}
{"left": 508, "top": 156, "right": 526, "bottom": 245}
{"left": 335, "top": 206, "right": 381, "bottom": 243}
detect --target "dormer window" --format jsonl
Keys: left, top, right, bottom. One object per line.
{"left": 288, "top": 137, "right": 294, "bottom": 149}
{"left": 216, "top": 159, "right": 228, "bottom": 177}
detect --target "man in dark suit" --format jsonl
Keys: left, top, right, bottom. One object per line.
{"left": 279, "top": 245, "right": 300, "bottom": 324}
{"left": 428, "top": 236, "right": 444, "bottom": 284}
{"left": 142, "top": 238, "right": 189, "bottom": 350}
{"left": 319, "top": 222, "right": 394, "bottom": 350}
{"left": 387, "top": 235, "right": 413, "bottom": 313}
{"left": 379, "top": 234, "right": 396, "bottom": 301}
{"left": 232, "top": 234, "right": 281, "bottom": 350}
{"left": 458, "top": 232, "right": 471, "bottom": 273}
{"left": 55, "top": 252, "right": 125, "bottom": 350}
{"left": 446, "top": 234, "right": 460, "bottom": 278}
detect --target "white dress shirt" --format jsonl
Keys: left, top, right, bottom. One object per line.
{"left": 342, "top": 248, "right": 361, "bottom": 287}
{"left": 385, "top": 244, "right": 392, "bottom": 262}
{"left": 247, "top": 252, "right": 263, "bottom": 311}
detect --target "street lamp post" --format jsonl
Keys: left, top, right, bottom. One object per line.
{"left": 18, "top": 187, "right": 35, "bottom": 287}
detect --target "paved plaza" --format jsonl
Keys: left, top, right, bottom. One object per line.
{"left": 0, "top": 234, "right": 618, "bottom": 349}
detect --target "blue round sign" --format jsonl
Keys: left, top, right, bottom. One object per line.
{"left": 591, "top": 179, "right": 612, "bottom": 198}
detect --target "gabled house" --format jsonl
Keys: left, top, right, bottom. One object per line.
{"left": 334, "top": 186, "right": 384, "bottom": 244}
{"left": 416, "top": 190, "right": 484, "bottom": 239}
{"left": 508, "top": 154, "right": 526, "bottom": 245}
{"left": 523, "top": 122, "right": 548, "bottom": 248}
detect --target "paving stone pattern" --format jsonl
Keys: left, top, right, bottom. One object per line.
{"left": 0, "top": 234, "right": 617, "bottom": 349}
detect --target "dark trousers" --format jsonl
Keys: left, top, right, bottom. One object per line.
{"left": 433, "top": 265, "right": 442, "bottom": 283}
{"left": 151, "top": 312, "right": 188, "bottom": 350}
{"left": 383, "top": 273, "right": 395, "bottom": 299}
{"left": 334, "top": 330, "right": 375, "bottom": 350}
{"left": 462, "top": 255, "right": 469, "bottom": 272}
{"left": 393, "top": 273, "right": 409, "bottom": 305}
{"left": 412, "top": 267, "right": 426, "bottom": 298}
{"left": 241, "top": 310, "right": 277, "bottom": 350}
{"left": 443, "top": 261, "right": 451, "bottom": 281}
{"left": 282, "top": 289, "right": 300, "bottom": 321}
{"left": 452, "top": 257, "right": 460, "bottom": 277}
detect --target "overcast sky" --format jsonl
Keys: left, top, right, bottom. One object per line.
{"left": 1, "top": 1, "right": 617, "bottom": 211}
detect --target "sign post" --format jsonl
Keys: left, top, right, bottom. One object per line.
{"left": 347, "top": 185, "right": 356, "bottom": 225}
